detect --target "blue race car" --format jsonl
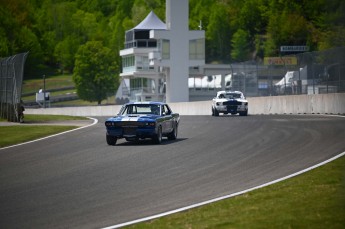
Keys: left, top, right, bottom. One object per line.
{"left": 105, "top": 102, "right": 180, "bottom": 145}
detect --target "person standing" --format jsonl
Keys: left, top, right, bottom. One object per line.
{"left": 18, "top": 100, "right": 25, "bottom": 123}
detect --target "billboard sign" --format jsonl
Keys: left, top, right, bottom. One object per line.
{"left": 264, "top": 56, "right": 297, "bottom": 66}
{"left": 280, "top": 46, "right": 309, "bottom": 52}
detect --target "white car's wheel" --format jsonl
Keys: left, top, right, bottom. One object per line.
{"left": 214, "top": 108, "right": 219, "bottom": 116}
{"left": 239, "top": 110, "right": 248, "bottom": 116}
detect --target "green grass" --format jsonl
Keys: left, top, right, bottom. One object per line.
{"left": 23, "top": 114, "right": 89, "bottom": 122}
{"left": 0, "top": 125, "right": 77, "bottom": 147}
{"left": 22, "top": 74, "right": 74, "bottom": 94}
{"left": 52, "top": 95, "right": 116, "bottom": 106}
{"left": 21, "top": 73, "right": 116, "bottom": 106}
{"left": 126, "top": 156, "right": 345, "bottom": 229}
{"left": 21, "top": 89, "right": 77, "bottom": 101}
{"left": 0, "top": 114, "right": 89, "bottom": 147}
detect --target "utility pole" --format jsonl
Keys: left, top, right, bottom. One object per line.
{"left": 43, "top": 74, "right": 46, "bottom": 108}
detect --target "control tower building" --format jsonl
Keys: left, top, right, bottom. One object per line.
{"left": 119, "top": 0, "right": 205, "bottom": 102}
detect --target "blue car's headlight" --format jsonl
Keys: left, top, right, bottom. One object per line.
{"left": 105, "top": 122, "right": 119, "bottom": 126}
{"left": 145, "top": 122, "right": 155, "bottom": 127}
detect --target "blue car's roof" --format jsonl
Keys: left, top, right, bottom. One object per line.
{"left": 124, "top": 101, "right": 166, "bottom": 106}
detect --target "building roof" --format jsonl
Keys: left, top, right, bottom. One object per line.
{"left": 133, "top": 11, "right": 166, "bottom": 30}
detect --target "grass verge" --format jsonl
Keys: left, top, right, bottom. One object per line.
{"left": 23, "top": 114, "right": 89, "bottom": 122}
{"left": 0, "top": 114, "right": 89, "bottom": 147}
{"left": 0, "top": 125, "right": 77, "bottom": 148}
{"left": 21, "top": 74, "right": 116, "bottom": 106}
{"left": 127, "top": 155, "right": 345, "bottom": 229}
{"left": 22, "top": 74, "right": 74, "bottom": 94}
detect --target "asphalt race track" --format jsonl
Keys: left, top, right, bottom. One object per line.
{"left": 1, "top": 115, "right": 345, "bottom": 228}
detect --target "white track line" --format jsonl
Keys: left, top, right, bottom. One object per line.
{"left": 102, "top": 151, "right": 345, "bottom": 229}
{"left": 0, "top": 117, "right": 98, "bottom": 150}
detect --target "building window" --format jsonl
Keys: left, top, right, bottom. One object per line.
{"left": 162, "top": 39, "right": 170, "bottom": 59}
{"left": 135, "top": 56, "right": 153, "bottom": 71}
{"left": 122, "top": 56, "right": 135, "bottom": 68}
{"left": 130, "top": 78, "right": 149, "bottom": 91}
{"left": 122, "top": 55, "right": 135, "bottom": 73}
{"left": 189, "top": 39, "right": 205, "bottom": 60}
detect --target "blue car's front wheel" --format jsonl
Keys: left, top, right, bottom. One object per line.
{"left": 153, "top": 126, "right": 162, "bottom": 144}
{"left": 106, "top": 134, "right": 117, "bottom": 145}
{"left": 167, "top": 122, "right": 178, "bottom": 140}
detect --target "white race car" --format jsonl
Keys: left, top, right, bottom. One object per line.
{"left": 212, "top": 91, "right": 248, "bottom": 116}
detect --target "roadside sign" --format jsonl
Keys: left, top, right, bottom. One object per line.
{"left": 264, "top": 56, "right": 297, "bottom": 66}
{"left": 280, "top": 46, "right": 309, "bottom": 52}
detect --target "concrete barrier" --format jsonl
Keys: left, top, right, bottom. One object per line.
{"left": 25, "top": 93, "right": 345, "bottom": 116}
{"left": 247, "top": 93, "right": 345, "bottom": 115}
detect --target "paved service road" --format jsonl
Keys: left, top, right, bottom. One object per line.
{"left": 1, "top": 115, "right": 344, "bottom": 228}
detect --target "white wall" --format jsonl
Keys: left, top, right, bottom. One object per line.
{"left": 25, "top": 93, "right": 345, "bottom": 116}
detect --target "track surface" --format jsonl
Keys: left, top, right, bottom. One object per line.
{"left": 1, "top": 115, "right": 344, "bottom": 228}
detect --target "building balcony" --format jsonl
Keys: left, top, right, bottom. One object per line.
{"left": 120, "top": 47, "right": 156, "bottom": 56}
{"left": 124, "top": 39, "right": 157, "bottom": 49}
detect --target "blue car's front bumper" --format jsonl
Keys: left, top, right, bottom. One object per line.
{"left": 106, "top": 126, "right": 157, "bottom": 138}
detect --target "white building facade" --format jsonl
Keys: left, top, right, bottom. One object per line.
{"left": 119, "top": 0, "right": 205, "bottom": 103}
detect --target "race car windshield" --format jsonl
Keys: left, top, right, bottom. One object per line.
{"left": 121, "top": 104, "right": 161, "bottom": 115}
{"left": 225, "top": 93, "right": 241, "bottom": 99}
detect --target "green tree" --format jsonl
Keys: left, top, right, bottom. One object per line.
{"left": 54, "top": 35, "right": 81, "bottom": 73}
{"left": 318, "top": 26, "right": 345, "bottom": 50}
{"left": 73, "top": 41, "right": 119, "bottom": 105}
{"left": 108, "top": 0, "right": 136, "bottom": 79}
{"left": 52, "top": 2, "right": 78, "bottom": 41}
{"left": 131, "top": 0, "right": 165, "bottom": 24}
{"left": 71, "top": 10, "right": 100, "bottom": 42}
{"left": 1, "top": 0, "right": 344, "bottom": 77}
{"left": 189, "top": 0, "right": 213, "bottom": 31}
{"left": 206, "top": 2, "right": 231, "bottom": 62}
{"left": 0, "top": 7, "right": 14, "bottom": 56}
{"left": 231, "top": 29, "right": 250, "bottom": 61}
{"left": 263, "top": 0, "right": 311, "bottom": 56}
{"left": 238, "top": 0, "right": 267, "bottom": 35}
{"left": 17, "top": 26, "right": 43, "bottom": 72}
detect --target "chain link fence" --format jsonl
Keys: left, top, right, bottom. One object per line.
{"left": 225, "top": 47, "right": 345, "bottom": 97}
{"left": 0, "top": 52, "right": 28, "bottom": 122}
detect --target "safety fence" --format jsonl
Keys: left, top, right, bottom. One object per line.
{"left": 189, "top": 47, "right": 345, "bottom": 99}
{"left": 0, "top": 52, "right": 28, "bottom": 122}
{"left": 260, "top": 46, "right": 345, "bottom": 97}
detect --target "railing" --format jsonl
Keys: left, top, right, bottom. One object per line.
{"left": 191, "top": 47, "right": 345, "bottom": 97}
{"left": 125, "top": 39, "right": 157, "bottom": 49}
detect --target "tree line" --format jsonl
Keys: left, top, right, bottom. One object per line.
{"left": 1, "top": 0, "right": 344, "bottom": 74}
{"left": 0, "top": 0, "right": 344, "bottom": 102}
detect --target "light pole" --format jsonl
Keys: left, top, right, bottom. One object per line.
{"left": 43, "top": 74, "right": 46, "bottom": 108}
